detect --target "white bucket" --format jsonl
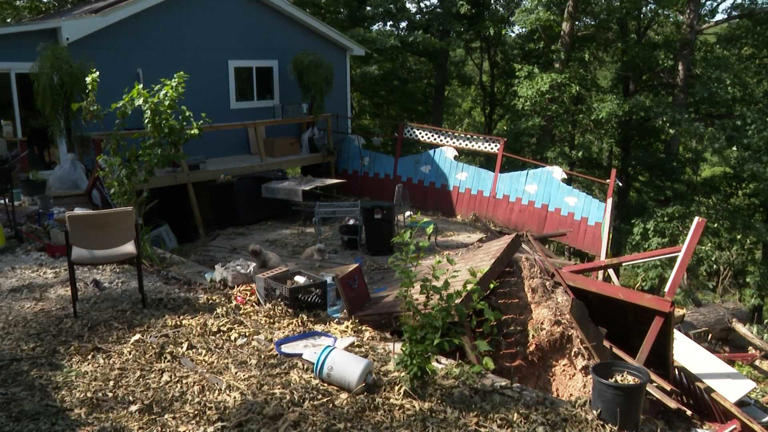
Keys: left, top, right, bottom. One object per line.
{"left": 313, "top": 345, "right": 372, "bottom": 393}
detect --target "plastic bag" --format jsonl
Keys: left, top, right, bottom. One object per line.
{"left": 48, "top": 153, "right": 89, "bottom": 192}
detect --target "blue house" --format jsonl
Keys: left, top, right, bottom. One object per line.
{"left": 0, "top": 0, "right": 365, "bottom": 159}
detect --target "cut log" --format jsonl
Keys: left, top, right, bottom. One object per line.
{"left": 683, "top": 302, "right": 750, "bottom": 340}
{"left": 731, "top": 319, "right": 768, "bottom": 354}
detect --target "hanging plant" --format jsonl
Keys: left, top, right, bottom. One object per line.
{"left": 32, "top": 44, "right": 87, "bottom": 153}
{"left": 290, "top": 51, "right": 334, "bottom": 116}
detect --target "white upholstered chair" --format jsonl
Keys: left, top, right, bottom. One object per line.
{"left": 64, "top": 207, "right": 145, "bottom": 317}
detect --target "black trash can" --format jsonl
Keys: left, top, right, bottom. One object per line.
{"left": 590, "top": 360, "right": 650, "bottom": 431}
{"left": 361, "top": 201, "right": 394, "bottom": 255}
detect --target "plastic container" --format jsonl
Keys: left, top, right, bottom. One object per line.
{"left": 264, "top": 269, "right": 327, "bottom": 310}
{"left": 313, "top": 345, "right": 372, "bottom": 393}
{"left": 361, "top": 201, "right": 394, "bottom": 255}
{"left": 591, "top": 361, "right": 650, "bottom": 431}
{"left": 325, "top": 276, "right": 344, "bottom": 317}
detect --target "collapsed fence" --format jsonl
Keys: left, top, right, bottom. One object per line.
{"left": 336, "top": 122, "right": 617, "bottom": 257}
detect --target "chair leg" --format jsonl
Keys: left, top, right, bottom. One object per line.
{"left": 136, "top": 258, "right": 146, "bottom": 309}
{"left": 67, "top": 261, "right": 78, "bottom": 318}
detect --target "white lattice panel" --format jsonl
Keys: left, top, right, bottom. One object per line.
{"left": 403, "top": 123, "right": 501, "bottom": 154}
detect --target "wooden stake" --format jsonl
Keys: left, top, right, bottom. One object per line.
{"left": 180, "top": 160, "right": 205, "bottom": 239}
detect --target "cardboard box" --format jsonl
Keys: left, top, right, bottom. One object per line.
{"left": 263, "top": 137, "right": 301, "bottom": 158}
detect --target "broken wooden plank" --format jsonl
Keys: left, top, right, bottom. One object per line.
{"left": 663, "top": 217, "right": 707, "bottom": 299}
{"left": 731, "top": 319, "right": 768, "bottom": 354}
{"left": 560, "top": 271, "right": 673, "bottom": 314}
{"left": 569, "top": 298, "right": 612, "bottom": 361}
{"left": 562, "top": 246, "right": 682, "bottom": 274}
{"left": 354, "top": 234, "right": 521, "bottom": 319}
{"left": 674, "top": 329, "right": 756, "bottom": 404}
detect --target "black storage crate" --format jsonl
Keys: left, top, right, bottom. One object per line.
{"left": 265, "top": 270, "right": 327, "bottom": 310}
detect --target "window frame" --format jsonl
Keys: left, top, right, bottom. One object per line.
{"left": 228, "top": 60, "right": 279, "bottom": 109}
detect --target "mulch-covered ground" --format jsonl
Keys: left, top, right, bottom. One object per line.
{"left": 0, "top": 240, "right": 691, "bottom": 431}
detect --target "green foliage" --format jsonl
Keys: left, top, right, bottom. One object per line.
{"left": 290, "top": 51, "right": 334, "bottom": 116}
{"left": 78, "top": 69, "right": 207, "bottom": 220}
{"left": 32, "top": 44, "right": 87, "bottom": 143}
{"left": 291, "top": 0, "right": 768, "bottom": 313}
{"left": 0, "top": 0, "right": 91, "bottom": 24}
{"left": 389, "top": 219, "right": 500, "bottom": 389}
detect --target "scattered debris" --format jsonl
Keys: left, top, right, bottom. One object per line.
{"left": 212, "top": 258, "right": 257, "bottom": 287}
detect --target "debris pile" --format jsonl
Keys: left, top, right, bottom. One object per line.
{"left": 0, "top": 246, "right": 622, "bottom": 431}
{"left": 488, "top": 255, "right": 593, "bottom": 400}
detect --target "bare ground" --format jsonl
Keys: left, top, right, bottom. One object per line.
{"left": 0, "top": 213, "right": 691, "bottom": 431}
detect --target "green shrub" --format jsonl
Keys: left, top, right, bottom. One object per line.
{"left": 389, "top": 220, "right": 500, "bottom": 389}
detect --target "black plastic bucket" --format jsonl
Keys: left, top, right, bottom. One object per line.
{"left": 590, "top": 360, "right": 650, "bottom": 431}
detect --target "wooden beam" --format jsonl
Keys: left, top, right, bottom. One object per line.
{"left": 87, "top": 114, "right": 333, "bottom": 137}
{"left": 635, "top": 314, "right": 667, "bottom": 365}
{"left": 179, "top": 160, "right": 205, "bottom": 239}
{"left": 731, "top": 319, "right": 768, "bottom": 354}
{"left": 604, "top": 340, "right": 691, "bottom": 415}
{"left": 664, "top": 217, "right": 707, "bottom": 299}
{"left": 562, "top": 245, "right": 682, "bottom": 274}
{"left": 145, "top": 153, "right": 334, "bottom": 189}
{"left": 694, "top": 379, "right": 768, "bottom": 432}
{"left": 490, "top": 139, "right": 505, "bottom": 198}
{"left": 605, "top": 340, "right": 679, "bottom": 394}
{"left": 598, "top": 168, "right": 617, "bottom": 281}
{"left": 561, "top": 271, "right": 674, "bottom": 314}
{"left": 569, "top": 298, "right": 612, "bottom": 361}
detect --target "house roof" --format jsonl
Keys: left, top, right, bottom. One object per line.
{"left": 0, "top": 0, "right": 365, "bottom": 55}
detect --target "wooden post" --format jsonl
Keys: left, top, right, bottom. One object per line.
{"left": 598, "top": 168, "right": 617, "bottom": 281}
{"left": 490, "top": 139, "right": 505, "bottom": 199}
{"left": 664, "top": 216, "right": 707, "bottom": 299}
{"left": 326, "top": 114, "right": 335, "bottom": 177}
{"left": 180, "top": 160, "right": 205, "bottom": 240}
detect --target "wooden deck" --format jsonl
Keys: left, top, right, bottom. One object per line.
{"left": 146, "top": 152, "right": 335, "bottom": 189}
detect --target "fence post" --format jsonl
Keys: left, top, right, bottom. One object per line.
{"left": 490, "top": 138, "right": 505, "bottom": 199}
{"left": 597, "top": 168, "right": 617, "bottom": 280}
{"left": 393, "top": 123, "right": 404, "bottom": 181}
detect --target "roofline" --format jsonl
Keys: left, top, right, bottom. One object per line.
{"left": 0, "top": 0, "right": 366, "bottom": 55}
{"left": 59, "top": 0, "right": 166, "bottom": 44}
{"left": 0, "top": 0, "right": 166, "bottom": 44}
{"left": 0, "top": 21, "right": 61, "bottom": 36}
{"left": 261, "top": 0, "right": 366, "bottom": 56}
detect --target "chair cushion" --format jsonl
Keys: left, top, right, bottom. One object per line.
{"left": 71, "top": 240, "right": 137, "bottom": 265}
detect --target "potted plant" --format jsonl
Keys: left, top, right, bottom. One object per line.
{"left": 32, "top": 44, "right": 87, "bottom": 161}
{"left": 290, "top": 51, "right": 334, "bottom": 116}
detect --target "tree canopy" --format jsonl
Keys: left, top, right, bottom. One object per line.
{"left": 294, "top": 0, "right": 768, "bottom": 314}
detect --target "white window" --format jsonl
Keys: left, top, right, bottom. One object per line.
{"left": 228, "top": 60, "right": 279, "bottom": 109}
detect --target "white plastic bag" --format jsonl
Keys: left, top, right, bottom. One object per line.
{"left": 48, "top": 153, "right": 88, "bottom": 192}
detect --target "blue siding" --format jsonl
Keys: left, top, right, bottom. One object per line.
{"left": 63, "top": 0, "right": 350, "bottom": 157}
{"left": 0, "top": 30, "right": 58, "bottom": 62}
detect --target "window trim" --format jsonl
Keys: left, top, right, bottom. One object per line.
{"left": 0, "top": 63, "right": 33, "bottom": 139}
{"left": 228, "top": 60, "right": 279, "bottom": 109}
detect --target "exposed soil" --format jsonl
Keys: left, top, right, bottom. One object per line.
{"left": 488, "top": 254, "right": 593, "bottom": 400}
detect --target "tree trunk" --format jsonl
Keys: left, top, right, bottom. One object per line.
{"left": 683, "top": 302, "right": 750, "bottom": 341}
{"left": 668, "top": 0, "right": 700, "bottom": 159}
{"left": 555, "top": 0, "right": 577, "bottom": 71}
{"left": 430, "top": 48, "right": 450, "bottom": 127}
{"left": 731, "top": 319, "right": 768, "bottom": 353}
{"left": 538, "top": 0, "right": 577, "bottom": 149}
